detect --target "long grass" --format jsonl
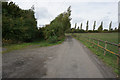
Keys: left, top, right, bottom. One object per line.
{"left": 2, "top": 38, "right": 65, "bottom": 53}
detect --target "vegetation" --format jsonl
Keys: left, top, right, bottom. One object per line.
{"left": 86, "top": 20, "right": 89, "bottom": 31}
{"left": 93, "top": 21, "right": 96, "bottom": 31}
{"left": 67, "top": 20, "right": 118, "bottom": 33}
{"left": 2, "top": 2, "right": 38, "bottom": 44}
{"left": 98, "top": 21, "right": 103, "bottom": 32}
{"left": 43, "top": 6, "right": 71, "bottom": 42}
{"left": 109, "top": 21, "right": 112, "bottom": 31}
{"left": 2, "top": 2, "right": 71, "bottom": 48}
{"left": 73, "top": 33, "right": 119, "bottom": 74}
{"left": 3, "top": 38, "right": 65, "bottom": 53}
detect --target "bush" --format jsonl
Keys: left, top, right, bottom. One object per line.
{"left": 88, "top": 30, "right": 93, "bottom": 33}
{"left": 47, "top": 36, "right": 58, "bottom": 43}
{"left": 58, "top": 35, "right": 65, "bottom": 41}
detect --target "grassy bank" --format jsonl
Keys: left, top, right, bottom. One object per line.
{"left": 2, "top": 38, "right": 65, "bottom": 53}
{"left": 72, "top": 33, "right": 119, "bottom": 75}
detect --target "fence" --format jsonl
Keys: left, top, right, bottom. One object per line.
{"left": 73, "top": 34, "right": 120, "bottom": 77}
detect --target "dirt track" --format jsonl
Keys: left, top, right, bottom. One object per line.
{"left": 2, "top": 36, "right": 116, "bottom": 78}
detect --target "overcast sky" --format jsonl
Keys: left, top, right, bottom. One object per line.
{"left": 10, "top": 0, "right": 119, "bottom": 30}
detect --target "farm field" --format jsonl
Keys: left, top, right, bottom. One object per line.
{"left": 75, "top": 33, "right": 118, "bottom": 43}
{"left": 73, "top": 33, "right": 119, "bottom": 74}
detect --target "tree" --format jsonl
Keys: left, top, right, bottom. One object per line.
{"left": 98, "top": 21, "right": 103, "bottom": 32}
{"left": 114, "top": 27, "right": 117, "bottom": 31}
{"left": 2, "top": 2, "right": 38, "bottom": 43}
{"left": 93, "top": 21, "right": 96, "bottom": 31}
{"left": 109, "top": 21, "right": 112, "bottom": 31}
{"left": 80, "top": 23, "right": 82, "bottom": 30}
{"left": 119, "top": 23, "right": 120, "bottom": 31}
{"left": 44, "top": 6, "right": 72, "bottom": 42}
{"left": 75, "top": 23, "right": 77, "bottom": 29}
{"left": 86, "top": 20, "right": 89, "bottom": 31}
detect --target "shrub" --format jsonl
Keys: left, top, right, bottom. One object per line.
{"left": 47, "top": 36, "right": 58, "bottom": 43}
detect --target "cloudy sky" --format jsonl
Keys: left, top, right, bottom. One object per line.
{"left": 10, "top": 0, "right": 119, "bottom": 30}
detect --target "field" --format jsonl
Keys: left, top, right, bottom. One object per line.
{"left": 73, "top": 33, "right": 119, "bottom": 74}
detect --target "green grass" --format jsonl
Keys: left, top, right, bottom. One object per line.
{"left": 75, "top": 33, "right": 118, "bottom": 43}
{"left": 2, "top": 38, "right": 65, "bottom": 53}
{"left": 73, "top": 33, "right": 119, "bottom": 75}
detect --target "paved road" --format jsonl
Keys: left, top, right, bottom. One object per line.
{"left": 2, "top": 36, "right": 116, "bottom": 78}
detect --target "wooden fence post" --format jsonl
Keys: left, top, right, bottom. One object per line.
{"left": 104, "top": 41, "right": 107, "bottom": 56}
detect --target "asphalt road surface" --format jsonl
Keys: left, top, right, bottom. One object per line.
{"left": 2, "top": 36, "right": 116, "bottom": 78}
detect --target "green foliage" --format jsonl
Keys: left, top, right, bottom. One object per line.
{"left": 80, "top": 23, "right": 82, "bottom": 30}
{"left": 2, "top": 2, "right": 38, "bottom": 44}
{"left": 74, "top": 23, "right": 77, "bottom": 29}
{"left": 86, "top": 20, "right": 89, "bottom": 31}
{"left": 98, "top": 21, "right": 103, "bottom": 32}
{"left": 93, "top": 21, "right": 96, "bottom": 31}
{"left": 47, "top": 36, "right": 58, "bottom": 43}
{"left": 70, "top": 28, "right": 85, "bottom": 33}
{"left": 119, "top": 23, "right": 120, "bottom": 31}
{"left": 43, "top": 6, "right": 71, "bottom": 42}
{"left": 3, "top": 38, "right": 65, "bottom": 53}
{"left": 109, "top": 21, "right": 112, "bottom": 31}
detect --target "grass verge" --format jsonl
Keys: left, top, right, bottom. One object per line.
{"left": 2, "top": 38, "right": 65, "bottom": 53}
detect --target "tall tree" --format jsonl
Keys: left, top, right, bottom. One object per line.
{"left": 86, "top": 20, "right": 89, "bottom": 31}
{"left": 80, "top": 23, "right": 82, "bottom": 30}
{"left": 44, "top": 6, "right": 72, "bottom": 40}
{"left": 75, "top": 23, "right": 77, "bottom": 29}
{"left": 109, "top": 21, "right": 112, "bottom": 31}
{"left": 114, "top": 27, "right": 117, "bottom": 31}
{"left": 93, "top": 21, "right": 96, "bottom": 31}
{"left": 118, "top": 23, "right": 120, "bottom": 31}
{"left": 98, "top": 21, "right": 103, "bottom": 32}
{"left": 2, "top": 2, "right": 37, "bottom": 42}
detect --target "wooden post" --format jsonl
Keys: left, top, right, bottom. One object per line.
{"left": 104, "top": 41, "right": 107, "bottom": 56}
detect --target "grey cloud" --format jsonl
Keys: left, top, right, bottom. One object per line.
{"left": 73, "top": 18, "right": 84, "bottom": 23}
{"left": 35, "top": 7, "right": 52, "bottom": 19}
{"left": 107, "top": 12, "right": 111, "bottom": 14}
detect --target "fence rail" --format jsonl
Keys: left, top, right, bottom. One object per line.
{"left": 74, "top": 35, "right": 120, "bottom": 57}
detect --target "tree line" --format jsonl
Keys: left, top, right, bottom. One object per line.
{"left": 2, "top": 2, "right": 71, "bottom": 45}
{"left": 68, "top": 21, "right": 119, "bottom": 33}
{"left": 38, "top": 6, "right": 71, "bottom": 43}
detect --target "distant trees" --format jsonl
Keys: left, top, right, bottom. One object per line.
{"left": 118, "top": 23, "right": 120, "bottom": 31}
{"left": 93, "top": 21, "right": 96, "bottom": 31}
{"left": 98, "top": 21, "right": 103, "bottom": 32}
{"left": 109, "top": 21, "right": 112, "bottom": 31}
{"left": 74, "top": 23, "right": 77, "bottom": 29}
{"left": 80, "top": 23, "right": 82, "bottom": 30}
{"left": 69, "top": 20, "right": 118, "bottom": 33}
{"left": 86, "top": 21, "right": 89, "bottom": 31}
